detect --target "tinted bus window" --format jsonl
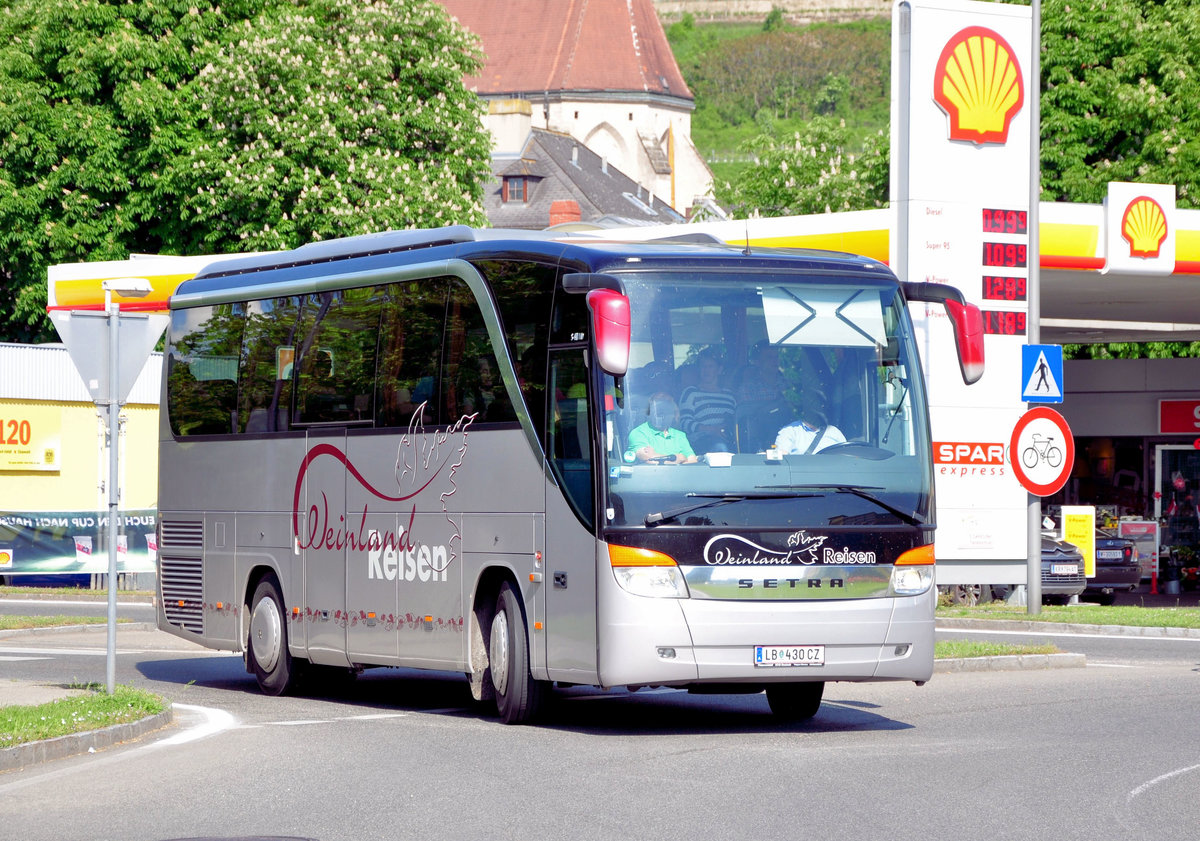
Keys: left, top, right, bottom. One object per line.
{"left": 473, "top": 260, "right": 557, "bottom": 434}
{"left": 240, "top": 296, "right": 305, "bottom": 433}
{"left": 377, "top": 278, "right": 447, "bottom": 428}
{"left": 445, "top": 278, "right": 506, "bottom": 422}
{"left": 167, "top": 303, "right": 244, "bottom": 436}
{"left": 293, "top": 288, "right": 382, "bottom": 426}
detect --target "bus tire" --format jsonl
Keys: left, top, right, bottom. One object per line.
{"left": 248, "top": 576, "right": 298, "bottom": 696}
{"left": 766, "top": 681, "right": 824, "bottom": 721}
{"left": 489, "top": 582, "right": 546, "bottom": 724}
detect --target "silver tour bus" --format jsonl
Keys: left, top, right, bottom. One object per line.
{"left": 156, "top": 225, "right": 984, "bottom": 723}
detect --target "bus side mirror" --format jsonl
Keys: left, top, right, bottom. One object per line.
{"left": 586, "top": 288, "right": 630, "bottom": 377}
{"left": 901, "top": 281, "right": 985, "bottom": 385}
{"left": 945, "top": 299, "right": 985, "bottom": 385}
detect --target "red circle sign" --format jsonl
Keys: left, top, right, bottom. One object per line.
{"left": 1009, "top": 407, "right": 1074, "bottom": 496}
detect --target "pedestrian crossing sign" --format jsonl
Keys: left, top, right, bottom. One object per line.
{"left": 1022, "top": 344, "right": 1063, "bottom": 403}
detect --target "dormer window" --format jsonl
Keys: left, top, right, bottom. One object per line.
{"left": 503, "top": 176, "right": 527, "bottom": 203}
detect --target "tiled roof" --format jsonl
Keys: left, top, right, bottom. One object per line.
{"left": 484, "top": 129, "right": 686, "bottom": 229}
{"left": 441, "top": 0, "right": 692, "bottom": 100}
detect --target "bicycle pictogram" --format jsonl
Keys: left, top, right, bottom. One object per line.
{"left": 1021, "top": 433, "right": 1062, "bottom": 469}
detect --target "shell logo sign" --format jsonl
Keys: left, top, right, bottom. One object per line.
{"left": 933, "top": 26, "right": 1024, "bottom": 146}
{"left": 1121, "top": 196, "right": 1168, "bottom": 258}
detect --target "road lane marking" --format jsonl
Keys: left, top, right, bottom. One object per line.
{"left": 1128, "top": 762, "right": 1200, "bottom": 802}
{"left": 150, "top": 703, "right": 238, "bottom": 747}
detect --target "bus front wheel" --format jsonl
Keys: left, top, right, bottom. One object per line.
{"left": 249, "top": 577, "right": 299, "bottom": 696}
{"left": 489, "top": 582, "right": 546, "bottom": 724}
{"left": 766, "top": 682, "right": 824, "bottom": 721}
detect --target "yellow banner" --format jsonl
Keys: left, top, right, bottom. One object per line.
{"left": 1061, "top": 505, "right": 1096, "bottom": 578}
{"left": 0, "top": 404, "right": 62, "bottom": 472}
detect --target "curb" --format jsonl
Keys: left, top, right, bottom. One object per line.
{"left": 937, "top": 617, "right": 1200, "bottom": 639}
{"left": 934, "top": 652, "right": 1086, "bottom": 673}
{"left": 0, "top": 621, "right": 158, "bottom": 639}
{"left": 0, "top": 706, "right": 174, "bottom": 774}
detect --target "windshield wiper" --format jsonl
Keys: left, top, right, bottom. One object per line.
{"left": 756, "top": 483, "right": 925, "bottom": 526}
{"left": 644, "top": 491, "right": 817, "bottom": 526}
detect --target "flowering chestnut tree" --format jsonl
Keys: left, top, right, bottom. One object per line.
{"left": 0, "top": 0, "right": 491, "bottom": 341}
{"left": 166, "top": 0, "right": 491, "bottom": 253}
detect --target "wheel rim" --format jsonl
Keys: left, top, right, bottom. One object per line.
{"left": 250, "top": 594, "right": 282, "bottom": 673}
{"left": 489, "top": 608, "right": 510, "bottom": 696}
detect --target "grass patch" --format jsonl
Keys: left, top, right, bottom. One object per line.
{"left": 0, "top": 615, "right": 111, "bottom": 631}
{"left": 0, "top": 684, "right": 166, "bottom": 749}
{"left": 937, "top": 602, "right": 1200, "bottom": 629}
{"left": 0, "top": 585, "right": 153, "bottom": 598}
{"left": 935, "top": 639, "right": 1059, "bottom": 660}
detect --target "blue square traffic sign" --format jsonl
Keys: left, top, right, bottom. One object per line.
{"left": 1022, "top": 344, "right": 1063, "bottom": 403}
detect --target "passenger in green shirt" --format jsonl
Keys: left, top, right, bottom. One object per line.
{"left": 624, "top": 393, "right": 698, "bottom": 464}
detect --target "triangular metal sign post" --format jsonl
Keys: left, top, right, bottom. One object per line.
{"left": 49, "top": 310, "right": 168, "bottom": 405}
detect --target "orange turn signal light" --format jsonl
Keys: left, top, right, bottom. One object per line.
{"left": 895, "top": 544, "right": 935, "bottom": 566}
{"left": 608, "top": 545, "right": 678, "bottom": 567}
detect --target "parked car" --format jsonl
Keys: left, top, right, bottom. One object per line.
{"left": 1040, "top": 533, "right": 1086, "bottom": 605}
{"left": 940, "top": 534, "right": 1086, "bottom": 606}
{"left": 1082, "top": 528, "right": 1140, "bottom": 605}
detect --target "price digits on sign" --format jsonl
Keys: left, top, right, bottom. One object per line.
{"left": 2, "top": 419, "right": 33, "bottom": 446}
{"left": 981, "top": 207, "right": 1028, "bottom": 235}
{"left": 982, "top": 275, "right": 1027, "bottom": 301}
{"left": 982, "top": 241, "right": 1028, "bottom": 268}
{"left": 982, "top": 310, "right": 1027, "bottom": 336}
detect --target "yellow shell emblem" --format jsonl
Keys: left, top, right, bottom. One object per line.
{"left": 1122, "top": 197, "right": 1168, "bottom": 258}
{"left": 934, "top": 26, "right": 1024, "bottom": 145}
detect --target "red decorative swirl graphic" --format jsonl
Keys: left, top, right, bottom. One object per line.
{"left": 292, "top": 442, "right": 447, "bottom": 546}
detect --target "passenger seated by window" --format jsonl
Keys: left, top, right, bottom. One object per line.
{"left": 774, "top": 396, "right": 846, "bottom": 454}
{"left": 679, "top": 348, "right": 736, "bottom": 453}
{"left": 624, "top": 393, "right": 698, "bottom": 464}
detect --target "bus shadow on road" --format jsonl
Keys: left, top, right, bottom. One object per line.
{"left": 134, "top": 658, "right": 914, "bottom": 734}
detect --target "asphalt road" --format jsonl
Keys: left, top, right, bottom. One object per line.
{"left": 1, "top": 619, "right": 1198, "bottom": 841}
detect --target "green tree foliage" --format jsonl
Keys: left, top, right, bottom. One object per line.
{"left": 1040, "top": 0, "right": 1200, "bottom": 209}
{"left": 725, "top": 117, "right": 889, "bottom": 217}
{"left": 0, "top": 0, "right": 491, "bottom": 342}
{"left": 165, "top": 0, "right": 490, "bottom": 254}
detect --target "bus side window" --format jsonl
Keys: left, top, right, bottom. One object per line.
{"left": 293, "top": 289, "right": 381, "bottom": 426}
{"left": 167, "top": 303, "right": 244, "bottom": 436}
{"left": 239, "top": 296, "right": 303, "bottom": 433}
{"left": 377, "top": 279, "right": 447, "bottom": 428}
{"left": 442, "top": 278, "right": 501, "bottom": 423}
{"left": 548, "top": 352, "right": 593, "bottom": 528}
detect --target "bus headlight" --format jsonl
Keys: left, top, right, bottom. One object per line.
{"left": 891, "top": 544, "right": 935, "bottom": 595}
{"left": 890, "top": 565, "right": 934, "bottom": 595}
{"left": 609, "top": 545, "right": 689, "bottom": 599}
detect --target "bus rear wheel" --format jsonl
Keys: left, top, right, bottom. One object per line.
{"left": 489, "top": 582, "right": 546, "bottom": 724}
{"left": 249, "top": 577, "right": 299, "bottom": 696}
{"left": 766, "top": 682, "right": 824, "bottom": 721}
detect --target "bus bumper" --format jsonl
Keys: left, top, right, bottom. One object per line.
{"left": 597, "top": 583, "right": 935, "bottom": 688}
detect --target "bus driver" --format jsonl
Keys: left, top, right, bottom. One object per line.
{"left": 624, "top": 393, "right": 699, "bottom": 464}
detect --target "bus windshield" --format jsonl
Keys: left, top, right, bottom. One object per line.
{"left": 600, "top": 269, "right": 932, "bottom": 530}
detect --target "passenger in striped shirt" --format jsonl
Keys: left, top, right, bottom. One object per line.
{"left": 679, "top": 349, "right": 736, "bottom": 453}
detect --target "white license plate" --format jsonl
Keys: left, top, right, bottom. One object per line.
{"left": 1096, "top": 550, "right": 1122, "bottom": 559}
{"left": 755, "top": 645, "right": 825, "bottom": 667}
{"left": 1051, "top": 563, "right": 1077, "bottom": 575}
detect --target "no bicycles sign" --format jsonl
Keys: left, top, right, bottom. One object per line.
{"left": 1009, "top": 407, "right": 1075, "bottom": 496}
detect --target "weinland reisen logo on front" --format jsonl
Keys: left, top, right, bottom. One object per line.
{"left": 703, "top": 530, "right": 877, "bottom": 567}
